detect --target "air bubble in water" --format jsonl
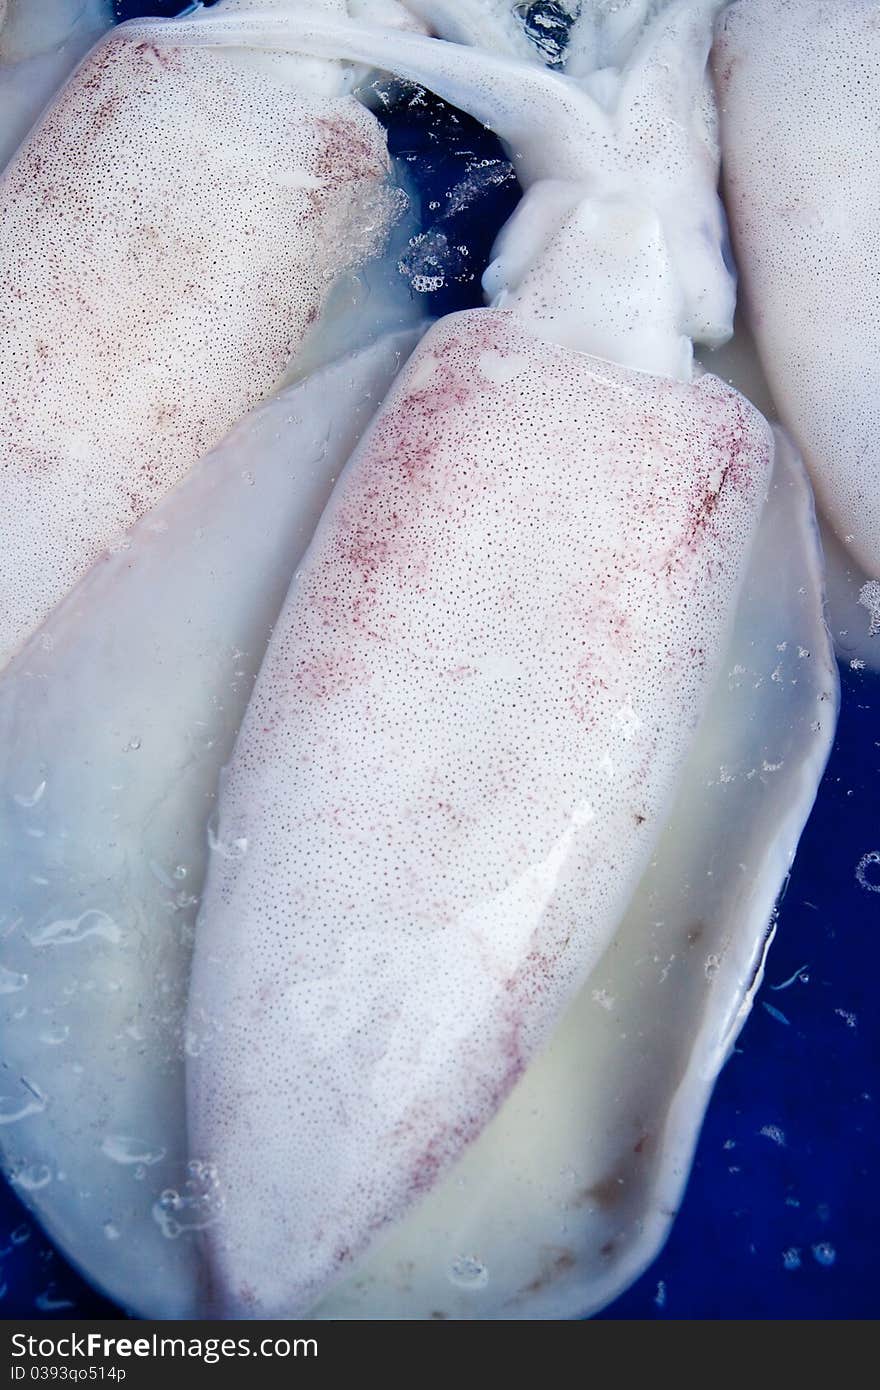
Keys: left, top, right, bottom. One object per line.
{"left": 858, "top": 579, "right": 880, "bottom": 635}
{"left": 759, "top": 1124, "right": 786, "bottom": 1146}
{"left": 152, "top": 1161, "right": 223, "bottom": 1240}
{"left": 812, "top": 1242, "right": 836, "bottom": 1268}
{"left": 855, "top": 850, "right": 880, "bottom": 892}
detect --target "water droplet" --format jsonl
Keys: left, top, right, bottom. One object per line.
{"left": 11, "top": 1164, "right": 52, "bottom": 1192}
{"left": 100, "top": 1135, "right": 166, "bottom": 1166}
{"left": 0, "top": 966, "right": 27, "bottom": 995}
{"left": 448, "top": 1254, "right": 489, "bottom": 1290}
{"left": 13, "top": 780, "right": 46, "bottom": 809}
{"left": 207, "top": 824, "right": 248, "bottom": 861}
{"left": 35, "top": 1284, "right": 74, "bottom": 1312}
{"left": 0, "top": 1079, "right": 47, "bottom": 1125}
{"left": 782, "top": 1248, "right": 801, "bottom": 1271}
{"left": 11, "top": 1224, "right": 31, "bottom": 1246}
{"left": 704, "top": 954, "right": 720, "bottom": 980}
{"left": 27, "top": 910, "right": 122, "bottom": 948}
{"left": 812, "top": 1242, "right": 836, "bottom": 1268}
{"left": 125, "top": 737, "right": 141, "bottom": 752}
{"left": 103, "top": 1222, "right": 120, "bottom": 1241}
{"left": 38, "top": 1023, "right": 69, "bottom": 1046}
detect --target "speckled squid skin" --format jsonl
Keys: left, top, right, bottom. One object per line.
{"left": 0, "top": 21, "right": 395, "bottom": 669}
{"left": 0, "top": 1, "right": 114, "bottom": 169}
{"left": 714, "top": 0, "right": 880, "bottom": 575}
{"left": 188, "top": 308, "right": 773, "bottom": 1318}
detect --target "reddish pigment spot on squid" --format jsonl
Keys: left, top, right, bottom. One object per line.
{"left": 521, "top": 1248, "right": 577, "bottom": 1296}
{"left": 397, "top": 442, "right": 436, "bottom": 486}
{"left": 314, "top": 116, "right": 387, "bottom": 188}
{"left": 293, "top": 652, "right": 370, "bottom": 701}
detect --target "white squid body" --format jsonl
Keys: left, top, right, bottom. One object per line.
{"left": 0, "top": 0, "right": 401, "bottom": 671}
{"left": 0, "top": 0, "right": 113, "bottom": 170}
{"left": 713, "top": 0, "right": 880, "bottom": 623}
{"left": 312, "top": 424, "right": 836, "bottom": 1319}
{"left": 0, "top": 328, "right": 418, "bottom": 1318}
{"left": 176, "top": 1, "right": 832, "bottom": 1318}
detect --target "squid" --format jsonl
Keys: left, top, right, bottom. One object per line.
{"left": 713, "top": 0, "right": 880, "bottom": 665}
{"left": 0, "top": 325, "right": 420, "bottom": 1318}
{"left": 0, "top": 0, "right": 837, "bottom": 1319}
{"left": 0, "top": 0, "right": 409, "bottom": 673}
{"left": 0, "top": 1, "right": 113, "bottom": 170}
{"left": 117, "top": 1, "right": 833, "bottom": 1316}
{"left": 311, "top": 425, "right": 835, "bottom": 1319}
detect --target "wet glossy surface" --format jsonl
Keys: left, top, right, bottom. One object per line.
{"left": 1, "top": 1, "right": 877, "bottom": 1320}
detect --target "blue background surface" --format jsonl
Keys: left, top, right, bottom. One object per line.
{"left": 1, "top": 1, "right": 877, "bottom": 1320}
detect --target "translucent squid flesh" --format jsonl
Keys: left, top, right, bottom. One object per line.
{"left": 0, "top": 0, "right": 401, "bottom": 671}
{"left": 0, "top": 329, "right": 418, "bottom": 1318}
{"left": 167, "top": 2, "right": 806, "bottom": 1317}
